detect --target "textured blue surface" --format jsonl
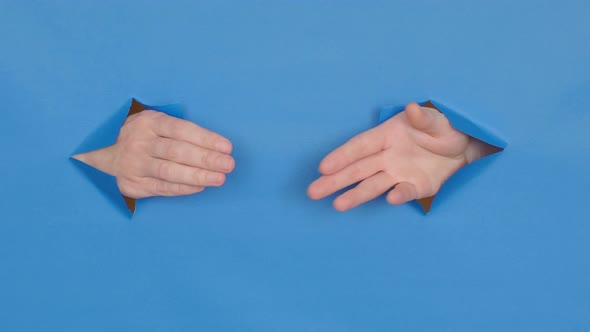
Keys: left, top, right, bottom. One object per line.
{"left": 1, "top": 1, "right": 589, "bottom": 331}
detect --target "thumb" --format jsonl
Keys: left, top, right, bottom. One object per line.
{"left": 405, "top": 102, "right": 449, "bottom": 137}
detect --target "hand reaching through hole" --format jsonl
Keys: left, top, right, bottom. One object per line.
{"left": 307, "top": 102, "right": 500, "bottom": 212}
{"left": 73, "top": 110, "right": 235, "bottom": 198}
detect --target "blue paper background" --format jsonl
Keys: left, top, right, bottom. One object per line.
{"left": 1, "top": 1, "right": 589, "bottom": 331}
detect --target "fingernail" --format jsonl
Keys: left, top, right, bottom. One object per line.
{"left": 215, "top": 140, "right": 232, "bottom": 153}
{"left": 217, "top": 156, "right": 234, "bottom": 171}
{"left": 207, "top": 173, "right": 224, "bottom": 184}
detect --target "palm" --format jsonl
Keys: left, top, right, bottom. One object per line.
{"left": 379, "top": 105, "right": 470, "bottom": 194}
{"left": 307, "top": 103, "right": 471, "bottom": 212}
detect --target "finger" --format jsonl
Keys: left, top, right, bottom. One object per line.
{"left": 386, "top": 182, "right": 418, "bottom": 206}
{"left": 333, "top": 172, "right": 394, "bottom": 212}
{"left": 319, "top": 126, "right": 385, "bottom": 175}
{"left": 405, "top": 102, "right": 449, "bottom": 137}
{"left": 308, "top": 153, "right": 383, "bottom": 200}
{"left": 151, "top": 137, "right": 235, "bottom": 173}
{"left": 145, "top": 158, "right": 227, "bottom": 187}
{"left": 117, "top": 177, "right": 204, "bottom": 198}
{"left": 153, "top": 114, "right": 233, "bottom": 154}
{"left": 143, "top": 178, "right": 205, "bottom": 197}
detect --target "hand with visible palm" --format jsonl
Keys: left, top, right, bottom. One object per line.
{"left": 307, "top": 102, "right": 498, "bottom": 211}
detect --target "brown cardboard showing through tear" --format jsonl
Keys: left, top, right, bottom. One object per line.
{"left": 122, "top": 98, "right": 149, "bottom": 214}
{"left": 417, "top": 195, "right": 435, "bottom": 214}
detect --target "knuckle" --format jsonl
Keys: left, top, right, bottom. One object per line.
{"left": 141, "top": 110, "right": 162, "bottom": 122}
{"left": 158, "top": 161, "right": 172, "bottom": 179}
{"left": 164, "top": 116, "right": 182, "bottom": 133}
{"left": 164, "top": 141, "right": 179, "bottom": 160}
{"left": 129, "top": 157, "right": 146, "bottom": 175}
{"left": 200, "top": 150, "right": 211, "bottom": 166}
{"left": 191, "top": 169, "right": 203, "bottom": 184}
{"left": 211, "top": 154, "right": 226, "bottom": 170}
{"left": 153, "top": 181, "right": 167, "bottom": 195}
{"left": 124, "top": 139, "right": 146, "bottom": 155}
{"left": 202, "top": 133, "right": 214, "bottom": 146}
{"left": 141, "top": 109, "right": 158, "bottom": 117}
{"left": 149, "top": 113, "right": 171, "bottom": 134}
{"left": 133, "top": 111, "right": 155, "bottom": 127}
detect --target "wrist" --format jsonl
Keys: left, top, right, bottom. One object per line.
{"left": 72, "top": 145, "right": 119, "bottom": 176}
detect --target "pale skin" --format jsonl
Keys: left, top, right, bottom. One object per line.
{"left": 73, "top": 102, "right": 496, "bottom": 210}
{"left": 72, "top": 110, "right": 235, "bottom": 198}
{"left": 307, "top": 102, "right": 500, "bottom": 212}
